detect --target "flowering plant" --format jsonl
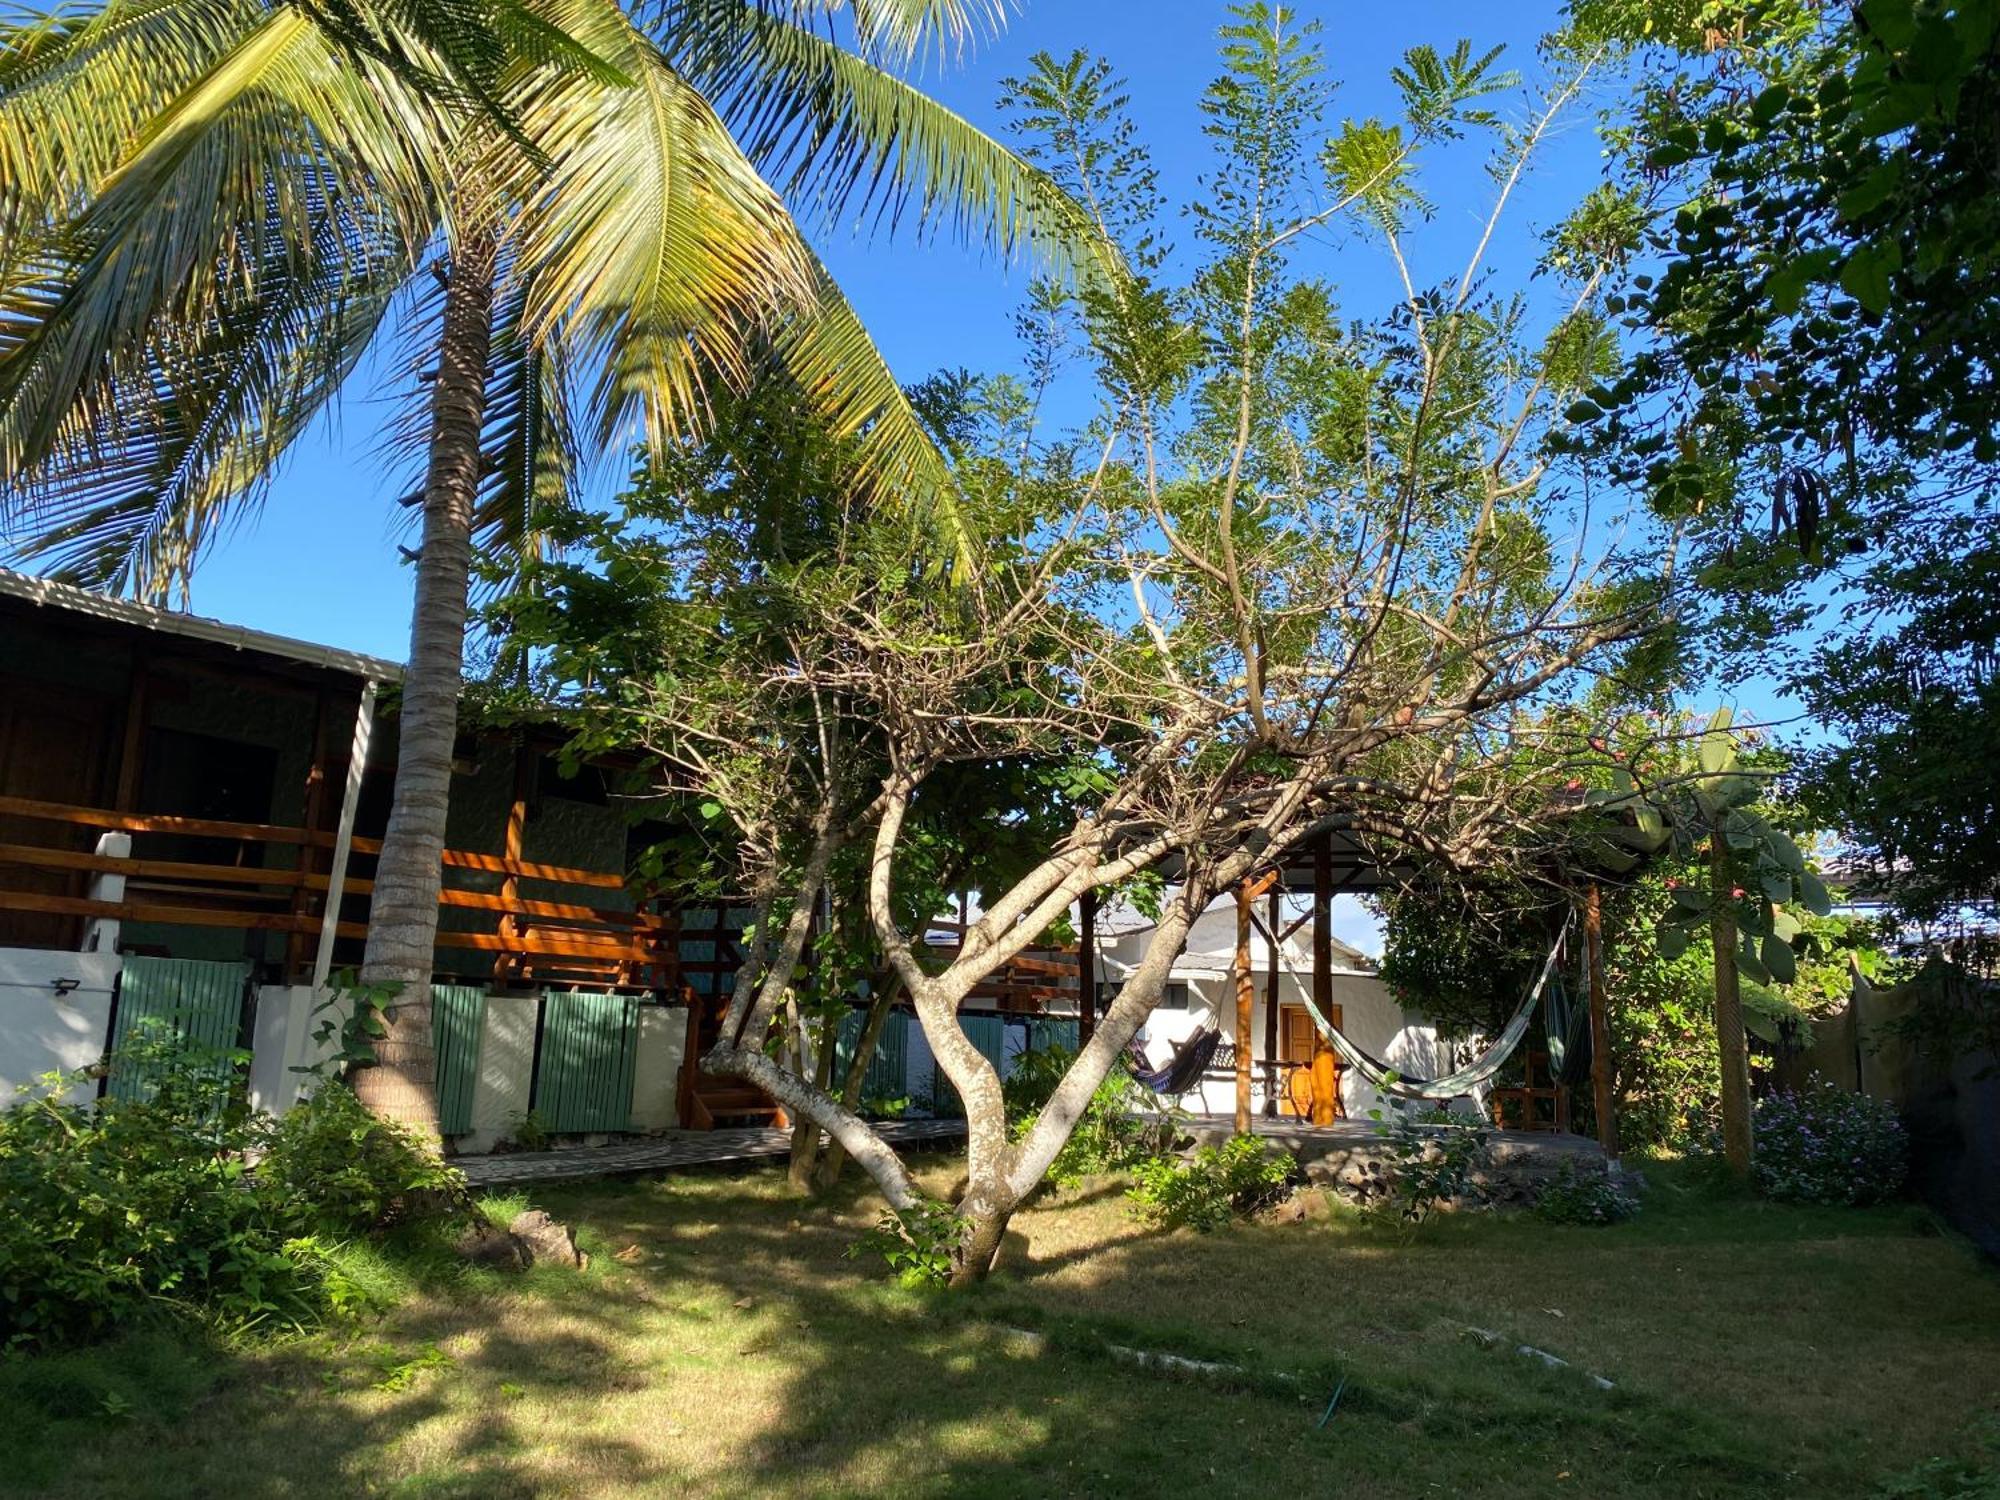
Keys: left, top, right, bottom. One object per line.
{"left": 1752, "top": 1082, "right": 1907, "bottom": 1206}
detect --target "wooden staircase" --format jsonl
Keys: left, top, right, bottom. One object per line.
{"left": 677, "top": 988, "right": 787, "bottom": 1130}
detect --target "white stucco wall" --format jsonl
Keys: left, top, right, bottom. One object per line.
{"left": 462, "top": 992, "right": 539, "bottom": 1154}
{"left": 629, "top": 1004, "right": 688, "bottom": 1132}
{"left": 245, "top": 983, "right": 349, "bottom": 1116}
{"left": 0, "top": 947, "right": 120, "bottom": 1104}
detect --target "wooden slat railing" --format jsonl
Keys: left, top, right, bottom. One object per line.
{"left": 0, "top": 796, "right": 670, "bottom": 981}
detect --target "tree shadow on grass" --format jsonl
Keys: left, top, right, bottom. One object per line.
{"left": 13, "top": 1160, "right": 2000, "bottom": 1500}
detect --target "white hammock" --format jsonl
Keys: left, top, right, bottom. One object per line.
{"left": 1248, "top": 907, "right": 1566, "bottom": 1102}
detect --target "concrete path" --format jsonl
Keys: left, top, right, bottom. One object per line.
{"left": 457, "top": 1118, "right": 966, "bottom": 1188}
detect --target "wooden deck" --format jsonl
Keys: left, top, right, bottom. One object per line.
{"left": 457, "top": 1118, "right": 968, "bottom": 1188}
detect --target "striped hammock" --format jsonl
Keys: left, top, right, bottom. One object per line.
{"left": 1249, "top": 907, "right": 1567, "bottom": 1102}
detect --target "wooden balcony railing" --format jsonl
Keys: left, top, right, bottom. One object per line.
{"left": 0, "top": 795, "right": 674, "bottom": 985}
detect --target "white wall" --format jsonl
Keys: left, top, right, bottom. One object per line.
{"left": 462, "top": 993, "right": 539, "bottom": 1154}
{"left": 0, "top": 948, "right": 120, "bottom": 1105}
{"left": 246, "top": 984, "right": 350, "bottom": 1116}
{"left": 628, "top": 1004, "right": 688, "bottom": 1132}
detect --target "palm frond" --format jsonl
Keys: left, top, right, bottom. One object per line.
{"left": 4, "top": 210, "right": 401, "bottom": 597}
{"left": 513, "top": 0, "right": 815, "bottom": 453}
{"left": 768, "top": 247, "right": 973, "bottom": 576}
{"left": 0, "top": 4, "right": 450, "bottom": 512}
{"left": 664, "top": 0, "right": 1008, "bottom": 66}
{"left": 474, "top": 270, "right": 581, "bottom": 595}
{"left": 664, "top": 0, "right": 1115, "bottom": 287}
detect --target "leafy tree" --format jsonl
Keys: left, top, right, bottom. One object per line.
{"left": 0, "top": 0, "right": 1110, "bottom": 1135}
{"left": 1569, "top": 0, "right": 2000, "bottom": 924}
{"left": 513, "top": 7, "right": 1668, "bottom": 1283}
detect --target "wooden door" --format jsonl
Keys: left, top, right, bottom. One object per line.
{"left": 1279, "top": 1003, "right": 1340, "bottom": 1118}
{"left": 0, "top": 673, "right": 115, "bottom": 948}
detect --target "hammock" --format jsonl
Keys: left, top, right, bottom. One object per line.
{"left": 1249, "top": 907, "right": 1567, "bottom": 1102}
{"left": 1542, "top": 953, "right": 1594, "bottom": 1091}
{"left": 1125, "top": 1026, "right": 1222, "bottom": 1096}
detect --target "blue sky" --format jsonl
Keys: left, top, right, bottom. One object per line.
{"left": 175, "top": 0, "right": 1598, "bottom": 663}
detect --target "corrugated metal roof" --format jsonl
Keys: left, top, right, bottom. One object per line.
{"left": 0, "top": 567, "right": 404, "bottom": 682}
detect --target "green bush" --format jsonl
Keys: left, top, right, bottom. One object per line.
{"left": 1533, "top": 1160, "right": 1641, "bottom": 1225}
{"left": 257, "top": 1082, "right": 460, "bottom": 1234}
{"left": 0, "top": 1048, "right": 465, "bottom": 1350}
{"left": 1753, "top": 1083, "right": 1908, "bottom": 1206}
{"left": 1371, "top": 1106, "right": 1490, "bottom": 1224}
{"left": 849, "top": 1200, "right": 968, "bottom": 1288}
{"left": 1127, "top": 1137, "right": 1296, "bottom": 1231}
{"left": 1005, "top": 1044, "right": 1167, "bottom": 1190}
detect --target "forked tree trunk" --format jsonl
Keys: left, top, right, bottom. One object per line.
{"left": 950, "top": 1196, "right": 1013, "bottom": 1288}
{"left": 351, "top": 227, "right": 499, "bottom": 1142}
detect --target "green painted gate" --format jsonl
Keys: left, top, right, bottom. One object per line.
{"left": 107, "top": 957, "right": 250, "bottom": 1100}
{"left": 834, "top": 1007, "right": 910, "bottom": 1101}
{"left": 535, "top": 991, "right": 641, "bottom": 1133}
{"left": 1027, "top": 1018, "right": 1079, "bottom": 1055}
{"left": 430, "top": 985, "right": 487, "bottom": 1136}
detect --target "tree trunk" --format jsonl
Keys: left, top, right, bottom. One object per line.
{"left": 1584, "top": 881, "right": 1620, "bottom": 1160}
{"left": 787, "top": 1007, "right": 839, "bottom": 1191}
{"left": 1710, "top": 841, "right": 1754, "bottom": 1174}
{"left": 815, "top": 977, "right": 900, "bottom": 1192}
{"left": 950, "top": 1187, "right": 1015, "bottom": 1287}
{"left": 350, "top": 226, "right": 499, "bottom": 1143}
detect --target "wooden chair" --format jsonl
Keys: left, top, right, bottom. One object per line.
{"left": 1488, "top": 1049, "right": 1570, "bottom": 1133}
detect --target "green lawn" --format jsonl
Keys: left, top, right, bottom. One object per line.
{"left": 5, "top": 1158, "right": 1997, "bottom": 1499}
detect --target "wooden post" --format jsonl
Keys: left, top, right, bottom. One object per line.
{"left": 1262, "top": 883, "right": 1282, "bottom": 1115}
{"left": 113, "top": 653, "right": 151, "bottom": 812}
{"left": 496, "top": 739, "right": 532, "bottom": 982}
{"left": 286, "top": 686, "right": 333, "bottom": 981}
{"left": 1079, "top": 885, "right": 1097, "bottom": 1045}
{"left": 1234, "top": 879, "right": 1255, "bottom": 1135}
{"left": 311, "top": 682, "right": 375, "bottom": 992}
{"left": 1711, "top": 840, "right": 1754, "bottom": 1173}
{"left": 1583, "top": 882, "right": 1619, "bottom": 1159}
{"left": 1310, "top": 837, "right": 1339, "bottom": 1126}
{"left": 1233, "top": 871, "right": 1278, "bottom": 1135}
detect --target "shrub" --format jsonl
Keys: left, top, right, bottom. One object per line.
{"left": 1534, "top": 1160, "right": 1641, "bottom": 1226}
{"left": 1006, "top": 1044, "right": 1168, "bottom": 1190}
{"left": 849, "top": 1200, "right": 968, "bottom": 1288}
{"left": 0, "top": 1048, "right": 468, "bottom": 1350}
{"left": 1372, "top": 1105, "right": 1491, "bottom": 1224}
{"left": 256, "top": 1082, "right": 462, "bottom": 1234}
{"left": 1752, "top": 1082, "right": 1908, "bottom": 1206}
{"left": 1127, "top": 1137, "right": 1296, "bottom": 1231}
{"left": 0, "top": 1053, "right": 324, "bottom": 1348}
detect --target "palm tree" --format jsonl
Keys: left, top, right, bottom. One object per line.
{"left": 0, "top": 0, "right": 1111, "bottom": 1136}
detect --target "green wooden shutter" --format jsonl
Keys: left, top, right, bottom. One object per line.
{"left": 537, "top": 991, "right": 642, "bottom": 1133}
{"left": 429, "top": 985, "right": 487, "bottom": 1136}
{"left": 108, "top": 957, "right": 250, "bottom": 1101}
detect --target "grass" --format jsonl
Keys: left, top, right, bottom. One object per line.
{"left": 3, "top": 1159, "right": 1997, "bottom": 1499}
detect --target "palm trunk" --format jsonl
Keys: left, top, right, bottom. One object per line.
{"left": 351, "top": 226, "right": 499, "bottom": 1141}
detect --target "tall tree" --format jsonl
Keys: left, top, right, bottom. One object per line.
{"left": 0, "top": 0, "right": 1112, "bottom": 1135}
{"left": 1570, "top": 0, "right": 2000, "bottom": 925}
{"left": 513, "top": 7, "right": 1667, "bottom": 1280}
